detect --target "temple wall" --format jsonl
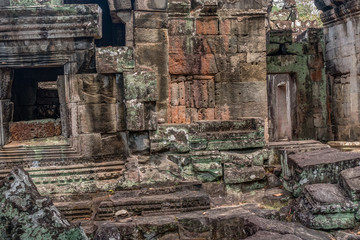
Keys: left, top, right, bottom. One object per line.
{"left": 167, "top": 3, "right": 267, "bottom": 123}
{"left": 315, "top": 0, "right": 360, "bottom": 140}
{"left": 0, "top": 0, "right": 272, "bottom": 196}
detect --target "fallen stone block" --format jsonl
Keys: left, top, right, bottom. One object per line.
{"left": 284, "top": 148, "right": 360, "bottom": 196}
{"left": 294, "top": 184, "right": 358, "bottom": 230}
{"left": 224, "top": 166, "right": 265, "bottom": 184}
{"left": 0, "top": 167, "right": 88, "bottom": 240}
{"left": 339, "top": 166, "right": 360, "bottom": 201}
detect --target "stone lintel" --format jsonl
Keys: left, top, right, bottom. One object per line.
{"left": 317, "top": 0, "right": 360, "bottom": 26}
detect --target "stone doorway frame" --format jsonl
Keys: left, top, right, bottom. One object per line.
{"left": 0, "top": 63, "right": 75, "bottom": 147}
{"left": 267, "top": 73, "right": 297, "bottom": 141}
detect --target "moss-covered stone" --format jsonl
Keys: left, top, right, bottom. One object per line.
{"left": 0, "top": 168, "right": 88, "bottom": 240}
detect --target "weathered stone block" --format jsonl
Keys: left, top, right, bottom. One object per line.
{"left": 168, "top": 0, "right": 191, "bottom": 12}
{"left": 108, "top": 0, "right": 132, "bottom": 11}
{"left": 96, "top": 47, "right": 134, "bottom": 74}
{"left": 10, "top": 0, "right": 63, "bottom": 5}
{"left": 126, "top": 101, "right": 157, "bottom": 131}
{"left": 339, "top": 166, "right": 360, "bottom": 201}
{"left": 168, "top": 18, "right": 194, "bottom": 36}
{"left": 150, "top": 124, "right": 192, "bottom": 153}
{"left": 295, "top": 184, "right": 358, "bottom": 230}
{"left": 75, "top": 74, "right": 117, "bottom": 104}
{"left": 0, "top": 5, "right": 102, "bottom": 41}
{"left": 0, "top": 0, "right": 10, "bottom": 7}
{"left": 78, "top": 104, "right": 117, "bottom": 134}
{"left": 129, "top": 131, "right": 150, "bottom": 153}
{"left": 134, "top": 28, "right": 168, "bottom": 43}
{"left": 135, "top": 0, "right": 168, "bottom": 11}
{"left": 169, "top": 53, "right": 201, "bottom": 75}
{"left": 79, "top": 133, "right": 102, "bottom": 157}
{"left": 116, "top": 102, "right": 126, "bottom": 131}
{"left": 269, "top": 30, "right": 293, "bottom": 44}
{"left": 221, "top": 0, "right": 267, "bottom": 10}
{"left": 0, "top": 168, "right": 88, "bottom": 240}
{"left": 196, "top": 18, "right": 219, "bottom": 35}
{"left": 284, "top": 149, "right": 360, "bottom": 196}
{"left": 134, "top": 12, "right": 168, "bottom": 29}
{"left": 124, "top": 71, "right": 158, "bottom": 102}
{"left": 193, "top": 162, "right": 222, "bottom": 182}
{"left": 101, "top": 133, "right": 128, "bottom": 156}
{"left": 224, "top": 166, "right": 265, "bottom": 184}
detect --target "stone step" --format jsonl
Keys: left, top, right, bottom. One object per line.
{"left": 294, "top": 183, "right": 359, "bottom": 230}
{"left": 0, "top": 148, "right": 77, "bottom": 156}
{"left": 0, "top": 142, "right": 80, "bottom": 164}
{"left": 196, "top": 130, "right": 256, "bottom": 139}
{"left": 283, "top": 148, "right": 360, "bottom": 196}
{"left": 268, "top": 140, "right": 330, "bottom": 153}
{"left": 339, "top": 166, "right": 360, "bottom": 201}
{"left": 0, "top": 160, "right": 126, "bottom": 195}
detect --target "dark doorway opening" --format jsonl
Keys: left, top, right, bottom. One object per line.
{"left": 64, "top": 0, "right": 126, "bottom": 47}
{"left": 11, "top": 67, "right": 63, "bottom": 122}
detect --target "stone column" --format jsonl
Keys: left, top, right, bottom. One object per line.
{"left": 133, "top": 5, "right": 169, "bottom": 123}
{"left": 315, "top": 0, "right": 360, "bottom": 140}
{"left": 0, "top": 68, "right": 13, "bottom": 146}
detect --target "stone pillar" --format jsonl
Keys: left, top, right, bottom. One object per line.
{"left": 0, "top": 68, "right": 13, "bottom": 146}
{"left": 315, "top": 0, "right": 360, "bottom": 140}
{"left": 134, "top": 6, "right": 169, "bottom": 123}
{"left": 107, "top": 0, "right": 133, "bottom": 46}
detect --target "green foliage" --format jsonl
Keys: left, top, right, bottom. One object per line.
{"left": 296, "top": 0, "right": 323, "bottom": 25}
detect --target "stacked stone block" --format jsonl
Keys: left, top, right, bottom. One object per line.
{"left": 150, "top": 118, "right": 269, "bottom": 191}
{"left": 133, "top": 7, "right": 169, "bottom": 123}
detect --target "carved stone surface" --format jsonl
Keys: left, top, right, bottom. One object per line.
{"left": 96, "top": 47, "right": 134, "bottom": 73}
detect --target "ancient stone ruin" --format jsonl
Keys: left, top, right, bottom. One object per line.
{"left": 2, "top": 0, "right": 360, "bottom": 239}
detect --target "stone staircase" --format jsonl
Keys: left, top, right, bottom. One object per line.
{"left": 294, "top": 167, "right": 360, "bottom": 230}
{"left": 279, "top": 147, "right": 360, "bottom": 230}
{"left": 0, "top": 138, "right": 126, "bottom": 196}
